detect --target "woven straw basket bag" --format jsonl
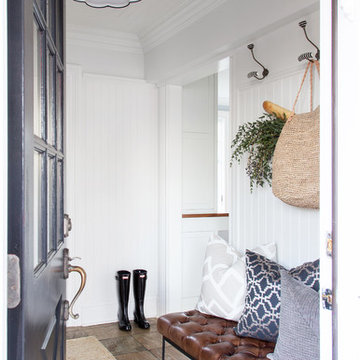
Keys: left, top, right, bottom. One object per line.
{"left": 272, "top": 61, "right": 320, "bottom": 209}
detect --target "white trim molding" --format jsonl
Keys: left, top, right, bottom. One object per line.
{"left": 79, "top": 296, "right": 159, "bottom": 327}
{"left": 319, "top": 1, "right": 333, "bottom": 358}
{"left": 65, "top": 64, "right": 83, "bottom": 328}
{"left": 140, "top": 0, "right": 228, "bottom": 53}
{"left": 158, "top": 85, "right": 183, "bottom": 314}
{"left": 336, "top": 1, "right": 360, "bottom": 358}
{"left": 67, "top": 24, "right": 143, "bottom": 55}
{"left": 144, "top": 1, "right": 319, "bottom": 85}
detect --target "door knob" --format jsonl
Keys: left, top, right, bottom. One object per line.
{"left": 63, "top": 248, "right": 87, "bottom": 319}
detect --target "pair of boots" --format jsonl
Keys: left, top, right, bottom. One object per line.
{"left": 116, "top": 269, "right": 150, "bottom": 331}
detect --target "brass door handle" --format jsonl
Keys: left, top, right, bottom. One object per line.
{"left": 63, "top": 248, "right": 87, "bottom": 320}
{"left": 68, "top": 265, "right": 87, "bottom": 319}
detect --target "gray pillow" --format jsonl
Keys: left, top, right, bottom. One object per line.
{"left": 271, "top": 270, "right": 319, "bottom": 360}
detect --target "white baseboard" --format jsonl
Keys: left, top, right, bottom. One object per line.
{"left": 68, "top": 296, "right": 159, "bottom": 327}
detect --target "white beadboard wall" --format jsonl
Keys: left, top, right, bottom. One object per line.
{"left": 66, "top": 67, "right": 158, "bottom": 326}
{"left": 230, "top": 11, "right": 320, "bottom": 269}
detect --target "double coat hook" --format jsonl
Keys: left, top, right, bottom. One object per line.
{"left": 247, "top": 43, "right": 269, "bottom": 81}
{"left": 298, "top": 20, "right": 320, "bottom": 62}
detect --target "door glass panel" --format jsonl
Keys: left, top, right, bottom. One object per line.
{"left": 35, "top": 0, "right": 46, "bottom": 16}
{"left": 46, "top": 0, "right": 55, "bottom": 39}
{"left": 33, "top": 0, "right": 64, "bottom": 265}
{"left": 55, "top": 0, "right": 63, "bottom": 60}
{"left": 56, "top": 69, "right": 63, "bottom": 151}
{"left": 47, "top": 156, "right": 57, "bottom": 254}
{"left": 34, "top": 151, "right": 44, "bottom": 268}
{"left": 33, "top": 20, "right": 43, "bottom": 137}
{"left": 47, "top": 48, "right": 56, "bottom": 146}
{"left": 57, "top": 160, "right": 64, "bottom": 246}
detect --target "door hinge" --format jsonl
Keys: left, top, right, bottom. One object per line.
{"left": 322, "top": 289, "right": 333, "bottom": 310}
{"left": 64, "top": 214, "right": 72, "bottom": 238}
{"left": 326, "top": 232, "right": 332, "bottom": 257}
{"left": 8, "top": 254, "right": 21, "bottom": 309}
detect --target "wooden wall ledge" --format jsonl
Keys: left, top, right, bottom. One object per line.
{"left": 182, "top": 213, "right": 229, "bottom": 218}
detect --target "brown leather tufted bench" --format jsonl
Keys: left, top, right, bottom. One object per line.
{"left": 157, "top": 310, "right": 275, "bottom": 360}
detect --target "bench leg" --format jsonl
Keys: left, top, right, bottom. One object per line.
{"left": 162, "top": 336, "right": 165, "bottom": 360}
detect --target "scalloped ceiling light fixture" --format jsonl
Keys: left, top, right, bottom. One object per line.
{"left": 74, "top": 0, "right": 142, "bottom": 9}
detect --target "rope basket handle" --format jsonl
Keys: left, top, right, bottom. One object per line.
{"left": 288, "top": 60, "right": 320, "bottom": 122}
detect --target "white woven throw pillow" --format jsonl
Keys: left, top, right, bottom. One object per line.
{"left": 195, "top": 234, "right": 276, "bottom": 321}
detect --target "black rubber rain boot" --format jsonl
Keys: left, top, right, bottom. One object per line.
{"left": 133, "top": 269, "right": 150, "bottom": 329}
{"left": 116, "top": 270, "right": 132, "bottom": 331}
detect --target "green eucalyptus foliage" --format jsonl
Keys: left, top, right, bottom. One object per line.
{"left": 230, "top": 113, "right": 285, "bottom": 192}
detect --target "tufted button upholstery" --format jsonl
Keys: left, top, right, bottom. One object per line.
{"left": 157, "top": 310, "right": 275, "bottom": 360}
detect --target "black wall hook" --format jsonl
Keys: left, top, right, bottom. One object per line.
{"left": 298, "top": 20, "right": 320, "bottom": 62}
{"left": 247, "top": 44, "right": 269, "bottom": 80}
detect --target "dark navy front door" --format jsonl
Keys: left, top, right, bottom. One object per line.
{"left": 8, "top": 0, "right": 66, "bottom": 359}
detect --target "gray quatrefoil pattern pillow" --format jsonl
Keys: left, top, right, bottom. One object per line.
{"left": 235, "top": 250, "right": 319, "bottom": 342}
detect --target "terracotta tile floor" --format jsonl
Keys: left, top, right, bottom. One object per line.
{"left": 66, "top": 318, "right": 189, "bottom": 360}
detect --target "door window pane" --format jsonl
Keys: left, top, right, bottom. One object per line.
{"left": 35, "top": 0, "right": 46, "bottom": 16}
{"left": 57, "top": 160, "right": 64, "bottom": 246}
{"left": 56, "top": 69, "right": 63, "bottom": 151}
{"left": 47, "top": 156, "right": 57, "bottom": 254}
{"left": 34, "top": 151, "right": 45, "bottom": 268}
{"left": 47, "top": 48, "right": 56, "bottom": 146}
{"left": 46, "top": 0, "right": 56, "bottom": 39}
{"left": 55, "top": 0, "right": 63, "bottom": 60}
{"left": 33, "top": 20, "right": 44, "bottom": 137}
{"left": 33, "top": 0, "right": 64, "bottom": 267}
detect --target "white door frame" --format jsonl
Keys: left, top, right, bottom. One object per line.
{"left": 319, "top": 0, "right": 333, "bottom": 359}
{"left": 1, "top": 0, "right": 8, "bottom": 358}
{"left": 320, "top": 1, "right": 360, "bottom": 359}
{"left": 335, "top": 0, "right": 360, "bottom": 358}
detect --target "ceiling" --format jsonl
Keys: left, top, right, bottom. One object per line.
{"left": 66, "top": 0, "right": 194, "bottom": 38}
{"left": 66, "top": 0, "right": 319, "bottom": 83}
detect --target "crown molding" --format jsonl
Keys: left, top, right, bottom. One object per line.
{"left": 140, "top": 0, "right": 228, "bottom": 53}
{"left": 67, "top": 24, "right": 143, "bottom": 55}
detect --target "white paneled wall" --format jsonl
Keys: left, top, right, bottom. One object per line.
{"left": 181, "top": 217, "right": 229, "bottom": 310}
{"left": 158, "top": 85, "right": 183, "bottom": 314}
{"left": 182, "top": 75, "right": 217, "bottom": 213}
{"left": 66, "top": 67, "right": 158, "bottom": 326}
{"left": 230, "top": 11, "right": 320, "bottom": 269}
{"left": 180, "top": 75, "right": 229, "bottom": 311}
